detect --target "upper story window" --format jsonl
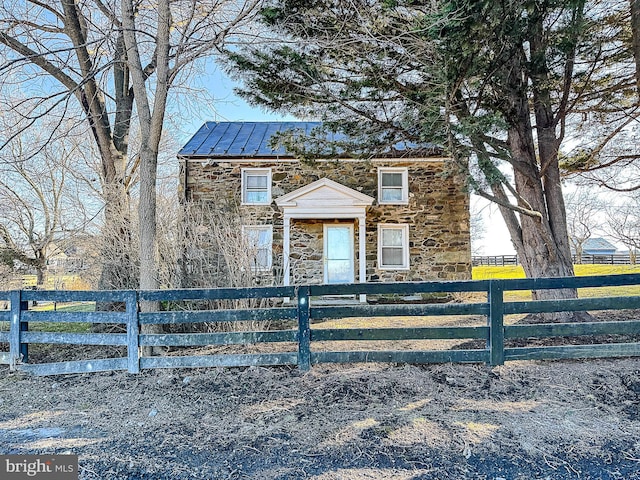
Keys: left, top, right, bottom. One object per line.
{"left": 378, "top": 167, "right": 409, "bottom": 205}
{"left": 242, "top": 168, "right": 272, "bottom": 205}
{"left": 242, "top": 225, "right": 273, "bottom": 271}
{"left": 378, "top": 224, "right": 410, "bottom": 270}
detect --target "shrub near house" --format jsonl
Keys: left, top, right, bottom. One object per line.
{"left": 178, "top": 122, "right": 471, "bottom": 288}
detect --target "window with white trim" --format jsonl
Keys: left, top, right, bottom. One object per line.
{"left": 378, "top": 167, "right": 408, "bottom": 204}
{"left": 242, "top": 168, "right": 272, "bottom": 205}
{"left": 378, "top": 224, "right": 409, "bottom": 270}
{"left": 243, "top": 225, "right": 273, "bottom": 271}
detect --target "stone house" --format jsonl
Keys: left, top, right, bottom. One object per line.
{"left": 178, "top": 121, "right": 471, "bottom": 291}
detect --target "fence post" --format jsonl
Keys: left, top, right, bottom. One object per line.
{"left": 8, "top": 290, "right": 23, "bottom": 370}
{"left": 125, "top": 290, "right": 140, "bottom": 374}
{"left": 297, "top": 286, "right": 311, "bottom": 371}
{"left": 488, "top": 280, "right": 505, "bottom": 366}
{"left": 19, "top": 306, "right": 28, "bottom": 364}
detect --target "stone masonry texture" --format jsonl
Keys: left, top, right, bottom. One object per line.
{"left": 180, "top": 157, "right": 471, "bottom": 284}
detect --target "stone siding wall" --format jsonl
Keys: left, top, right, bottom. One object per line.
{"left": 181, "top": 158, "right": 471, "bottom": 283}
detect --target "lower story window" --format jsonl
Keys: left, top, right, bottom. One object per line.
{"left": 378, "top": 224, "right": 409, "bottom": 270}
{"left": 243, "top": 226, "right": 273, "bottom": 271}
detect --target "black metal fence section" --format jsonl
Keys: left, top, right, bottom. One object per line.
{"left": 1, "top": 274, "right": 640, "bottom": 375}
{"left": 473, "top": 254, "right": 636, "bottom": 266}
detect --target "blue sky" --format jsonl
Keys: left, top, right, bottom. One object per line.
{"left": 173, "top": 63, "right": 296, "bottom": 144}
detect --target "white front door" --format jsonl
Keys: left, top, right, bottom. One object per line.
{"left": 324, "top": 224, "right": 355, "bottom": 284}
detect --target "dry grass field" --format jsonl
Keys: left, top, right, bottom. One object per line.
{"left": 1, "top": 359, "right": 640, "bottom": 479}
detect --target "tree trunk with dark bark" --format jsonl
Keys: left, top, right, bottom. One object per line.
{"left": 495, "top": 33, "right": 588, "bottom": 322}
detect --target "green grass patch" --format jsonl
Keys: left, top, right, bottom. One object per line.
{"left": 30, "top": 302, "right": 95, "bottom": 313}
{"left": 473, "top": 264, "right": 640, "bottom": 280}
{"left": 473, "top": 264, "right": 640, "bottom": 301}
{"left": 18, "top": 303, "right": 96, "bottom": 333}
{"left": 28, "top": 322, "right": 92, "bottom": 333}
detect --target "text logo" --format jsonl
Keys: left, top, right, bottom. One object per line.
{"left": 0, "top": 455, "right": 78, "bottom": 479}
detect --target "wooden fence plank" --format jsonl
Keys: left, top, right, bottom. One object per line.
{"left": 505, "top": 343, "right": 640, "bottom": 361}
{"left": 310, "top": 280, "right": 490, "bottom": 296}
{"left": 139, "top": 286, "right": 295, "bottom": 302}
{"left": 311, "top": 302, "right": 488, "bottom": 320}
{"left": 140, "top": 330, "right": 298, "bottom": 347}
{"left": 0, "top": 332, "right": 8, "bottom": 342}
{"left": 139, "top": 307, "right": 297, "bottom": 325}
{"left": 474, "top": 254, "right": 635, "bottom": 266}
{"left": 0, "top": 312, "right": 9, "bottom": 322}
{"left": 21, "top": 311, "right": 128, "bottom": 324}
{"left": 140, "top": 352, "right": 298, "bottom": 369}
{"left": 503, "top": 274, "right": 640, "bottom": 291}
{"left": 0, "top": 352, "right": 9, "bottom": 365}
{"left": 311, "top": 349, "right": 488, "bottom": 364}
{"left": 504, "top": 296, "right": 640, "bottom": 315}
{"left": 21, "top": 290, "right": 129, "bottom": 303}
{"left": 21, "top": 332, "right": 127, "bottom": 346}
{"left": 18, "top": 357, "right": 128, "bottom": 376}
{"left": 311, "top": 326, "right": 488, "bottom": 342}
{"left": 505, "top": 320, "right": 640, "bottom": 339}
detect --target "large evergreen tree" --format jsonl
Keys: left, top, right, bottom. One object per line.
{"left": 226, "top": 0, "right": 636, "bottom": 308}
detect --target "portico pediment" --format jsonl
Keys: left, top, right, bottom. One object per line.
{"left": 276, "top": 178, "right": 374, "bottom": 219}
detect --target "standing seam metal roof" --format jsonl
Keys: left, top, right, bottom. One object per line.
{"left": 179, "top": 121, "right": 323, "bottom": 157}
{"left": 178, "top": 121, "right": 431, "bottom": 158}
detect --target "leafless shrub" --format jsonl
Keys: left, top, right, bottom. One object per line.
{"left": 156, "top": 198, "right": 286, "bottom": 332}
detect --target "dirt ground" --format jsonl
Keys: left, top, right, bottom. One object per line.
{"left": 1, "top": 356, "right": 640, "bottom": 480}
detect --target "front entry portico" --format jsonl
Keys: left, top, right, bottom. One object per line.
{"left": 276, "top": 178, "right": 374, "bottom": 301}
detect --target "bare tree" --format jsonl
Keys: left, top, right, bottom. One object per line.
{"left": 0, "top": 121, "right": 98, "bottom": 286}
{"left": 0, "top": 0, "right": 261, "bottom": 294}
{"left": 607, "top": 196, "right": 640, "bottom": 264}
{"left": 469, "top": 198, "right": 487, "bottom": 256}
{"left": 116, "top": 0, "right": 261, "bottom": 351}
{"left": 564, "top": 187, "right": 606, "bottom": 263}
{"left": 0, "top": 1, "right": 141, "bottom": 289}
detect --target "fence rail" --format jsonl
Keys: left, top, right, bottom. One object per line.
{"left": 473, "top": 254, "right": 636, "bottom": 266}
{"left": 1, "top": 274, "right": 640, "bottom": 375}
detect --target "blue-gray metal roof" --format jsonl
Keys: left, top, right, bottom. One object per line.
{"left": 179, "top": 121, "right": 321, "bottom": 157}
{"left": 178, "top": 121, "right": 430, "bottom": 158}
{"left": 583, "top": 237, "right": 617, "bottom": 253}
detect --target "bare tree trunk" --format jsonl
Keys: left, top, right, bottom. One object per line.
{"left": 122, "top": 0, "right": 171, "bottom": 353}
{"left": 36, "top": 263, "right": 46, "bottom": 288}
{"left": 98, "top": 32, "right": 137, "bottom": 292}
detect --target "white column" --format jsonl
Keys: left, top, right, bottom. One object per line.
{"left": 358, "top": 216, "right": 367, "bottom": 303}
{"left": 283, "top": 215, "right": 291, "bottom": 287}
{"left": 283, "top": 215, "right": 291, "bottom": 303}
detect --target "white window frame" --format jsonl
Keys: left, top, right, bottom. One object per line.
{"left": 378, "top": 167, "right": 409, "bottom": 205}
{"left": 377, "top": 224, "right": 410, "bottom": 270}
{"left": 242, "top": 225, "right": 273, "bottom": 272}
{"left": 241, "top": 168, "right": 272, "bottom": 205}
